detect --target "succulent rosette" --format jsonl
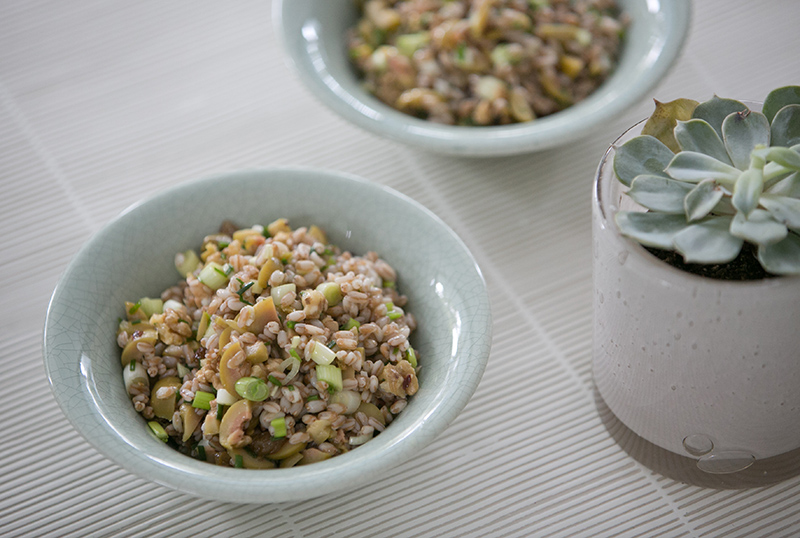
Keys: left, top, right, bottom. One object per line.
{"left": 613, "top": 86, "right": 800, "bottom": 275}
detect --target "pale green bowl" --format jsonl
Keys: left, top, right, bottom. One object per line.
{"left": 44, "top": 168, "right": 491, "bottom": 503}
{"left": 275, "top": 0, "right": 691, "bottom": 156}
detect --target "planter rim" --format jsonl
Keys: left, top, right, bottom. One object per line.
{"left": 594, "top": 118, "right": 800, "bottom": 291}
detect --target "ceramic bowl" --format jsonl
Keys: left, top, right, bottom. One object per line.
{"left": 43, "top": 168, "right": 492, "bottom": 503}
{"left": 275, "top": 0, "right": 691, "bottom": 156}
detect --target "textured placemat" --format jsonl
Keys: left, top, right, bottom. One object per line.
{"left": 3, "top": 1, "right": 800, "bottom": 536}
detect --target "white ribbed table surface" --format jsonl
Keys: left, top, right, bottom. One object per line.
{"left": 3, "top": 1, "right": 800, "bottom": 537}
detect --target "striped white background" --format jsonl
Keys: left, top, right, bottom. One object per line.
{"left": 2, "top": 1, "right": 800, "bottom": 536}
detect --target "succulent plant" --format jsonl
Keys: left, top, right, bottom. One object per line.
{"left": 613, "top": 86, "right": 800, "bottom": 276}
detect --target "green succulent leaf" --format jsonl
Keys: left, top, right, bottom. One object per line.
{"left": 641, "top": 98, "right": 699, "bottom": 152}
{"left": 673, "top": 216, "right": 742, "bottom": 264}
{"left": 762, "top": 85, "right": 800, "bottom": 123}
{"left": 770, "top": 104, "right": 800, "bottom": 148}
{"left": 731, "top": 167, "right": 764, "bottom": 218}
{"left": 712, "top": 195, "right": 736, "bottom": 216}
{"left": 613, "top": 135, "right": 673, "bottom": 187}
{"left": 760, "top": 194, "right": 800, "bottom": 230}
{"left": 692, "top": 96, "right": 749, "bottom": 139}
{"left": 730, "top": 209, "right": 788, "bottom": 245}
{"left": 758, "top": 232, "right": 800, "bottom": 275}
{"left": 767, "top": 171, "right": 800, "bottom": 197}
{"left": 665, "top": 151, "right": 740, "bottom": 185}
{"left": 753, "top": 146, "right": 800, "bottom": 173}
{"left": 615, "top": 211, "right": 688, "bottom": 249}
{"left": 628, "top": 175, "right": 693, "bottom": 214}
{"left": 684, "top": 179, "right": 725, "bottom": 222}
{"left": 722, "top": 110, "right": 771, "bottom": 170}
{"left": 674, "top": 119, "right": 732, "bottom": 165}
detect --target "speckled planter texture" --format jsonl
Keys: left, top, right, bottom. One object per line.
{"left": 43, "top": 168, "right": 492, "bottom": 503}
{"left": 592, "top": 122, "right": 800, "bottom": 473}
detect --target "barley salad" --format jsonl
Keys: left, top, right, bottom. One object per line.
{"left": 348, "top": 0, "right": 628, "bottom": 125}
{"left": 117, "top": 219, "right": 419, "bottom": 469}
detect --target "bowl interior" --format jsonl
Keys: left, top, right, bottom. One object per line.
{"left": 276, "top": 0, "right": 691, "bottom": 155}
{"left": 44, "top": 168, "right": 491, "bottom": 503}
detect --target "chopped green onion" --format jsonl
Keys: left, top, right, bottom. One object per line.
{"left": 175, "top": 249, "right": 201, "bottom": 277}
{"left": 148, "top": 421, "right": 168, "bottom": 442}
{"left": 234, "top": 454, "right": 244, "bottom": 468}
{"left": 139, "top": 297, "right": 163, "bottom": 317}
{"left": 271, "top": 283, "right": 296, "bottom": 310}
{"left": 235, "top": 377, "right": 269, "bottom": 401}
{"left": 131, "top": 319, "right": 141, "bottom": 325}
{"left": 382, "top": 280, "right": 395, "bottom": 289}
{"left": 196, "top": 445, "right": 206, "bottom": 461}
{"left": 316, "top": 282, "right": 343, "bottom": 306}
{"left": 326, "top": 340, "right": 336, "bottom": 349}
{"left": 192, "top": 391, "right": 214, "bottom": 410}
{"left": 128, "top": 302, "right": 142, "bottom": 315}
{"left": 286, "top": 320, "right": 297, "bottom": 330}
{"left": 456, "top": 42, "right": 467, "bottom": 62}
{"left": 218, "top": 241, "right": 230, "bottom": 249}
{"left": 271, "top": 417, "right": 287, "bottom": 438}
{"left": 307, "top": 394, "right": 320, "bottom": 401}
{"left": 223, "top": 263, "right": 234, "bottom": 276}
{"left": 217, "top": 403, "right": 225, "bottom": 420}
{"left": 286, "top": 385, "right": 295, "bottom": 391}
{"left": 163, "top": 299, "right": 184, "bottom": 312}
{"left": 316, "top": 364, "right": 343, "bottom": 392}
{"left": 310, "top": 341, "right": 336, "bottom": 365}
{"left": 215, "top": 388, "right": 238, "bottom": 406}
{"left": 199, "top": 262, "right": 230, "bottom": 290}
{"left": 388, "top": 310, "right": 403, "bottom": 321}
{"left": 343, "top": 318, "right": 361, "bottom": 331}
{"left": 289, "top": 348, "right": 301, "bottom": 361}
{"left": 123, "top": 361, "right": 148, "bottom": 393}
{"left": 268, "top": 375, "right": 282, "bottom": 386}
{"left": 235, "top": 280, "right": 255, "bottom": 306}
{"left": 406, "top": 347, "right": 418, "bottom": 368}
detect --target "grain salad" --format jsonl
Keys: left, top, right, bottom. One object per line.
{"left": 347, "top": 0, "right": 628, "bottom": 125}
{"left": 117, "top": 219, "right": 419, "bottom": 469}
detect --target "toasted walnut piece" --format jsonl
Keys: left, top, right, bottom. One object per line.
{"left": 379, "top": 359, "right": 418, "bottom": 398}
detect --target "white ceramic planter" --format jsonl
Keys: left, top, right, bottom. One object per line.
{"left": 592, "top": 121, "right": 800, "bottom": 473}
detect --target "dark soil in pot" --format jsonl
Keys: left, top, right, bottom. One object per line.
{"left": 645, "top": 243, "right": 779, "bottom": 281}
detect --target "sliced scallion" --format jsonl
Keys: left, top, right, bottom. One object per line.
{"left": 192, "top": 390, "right": 214, "bottom": 410}
{"left": 268, "top": 375, "right": 282, "bottom": 386}
{"left": 196, "top": 445, "right": 206, "bottom": 461}
{"left": 310, "top": 341, "right": 336, "bottom": 365}
{"left": 128, "top": 302, "right": 142, "bottom": 315}
{"left": 343, "top": 318, "right": 361, "bottom": 331}
{"left": 316, "top": 282, "right": 343, "bottom": 306}
{"left": 148, "top": 421, "right": 169, "bottom": 442}
{"left": 177, "top": 363, "right": 190, "bottom": 378}
{"left": 217, "top": 403, "right": 225, "bottom": 420}
{"left": 139, "top": 297, "right": 163, "bottom": 317}
{"left": 316, "top": 364, "right": 343, "bottom": 392}
{"left": 406, "top": 347, "right": 418, "bottom": 368}
{"left": 307, "top": 394, "right": 320, "bottom": 401}
{"left": 289, "top": 348, "right": 301, "bottom": 361}
{"left": 235, "top": 377, "right": 269, "bottom": 401}
{"left": 175, "top": 249, "right": 201, "bottom": 277}
{"left": 234, "top": 454, "right": 244, "bottom": 468}
{"left": 271, "top": 417, "right": 287, "bottom": 439}
{"left": 215, "top": 387, "right": 238, "bottom": 406}
{"left": 271, "top": 283, "right": 296, "bottom": 311}
{"left": 198, "top": 262, "right": 230, "bottom": 290}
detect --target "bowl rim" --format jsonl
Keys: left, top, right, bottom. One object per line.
{"left": 273, "top": 0, "right": 693, "bottom": 156}
{"left": 43, "top": 167, "right": 492, "bottom": 503}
